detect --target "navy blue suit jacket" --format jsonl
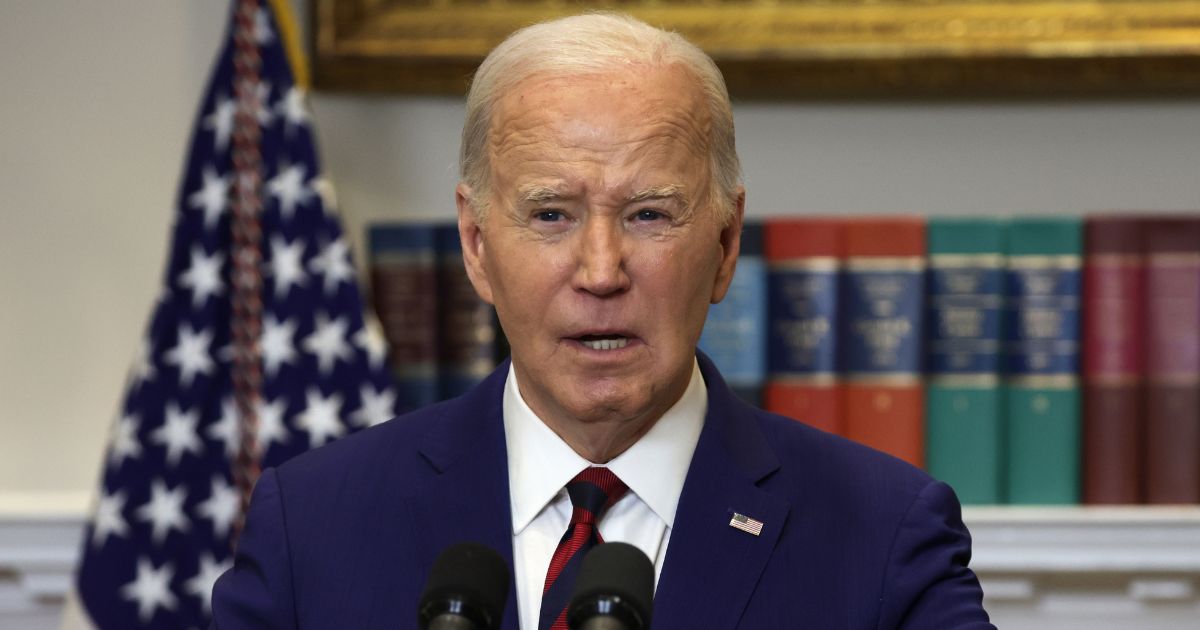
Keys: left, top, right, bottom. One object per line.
{"left": 212, "top": 354, "right": 993, "bottom": 628}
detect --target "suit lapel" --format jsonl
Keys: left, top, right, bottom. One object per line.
{"left": 398, "top": 355, "right": 788, "bottom": 630}
{"left": 653, "top": 354, "right": 790, "bottom": 629}
{"left": 408, "top": 361, "right": 521, "bottom": 630}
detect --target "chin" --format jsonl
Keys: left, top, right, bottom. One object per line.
{"left": 572, "top": 384, "right": 660, "bottom": 423}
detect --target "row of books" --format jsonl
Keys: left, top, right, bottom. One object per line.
{"left": 367, "top": 225, "right": 506, "bottom": 411}
{"left": 365, "top": 215, "right": 1200, "bottom": 507}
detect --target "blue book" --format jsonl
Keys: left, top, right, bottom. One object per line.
{"left": 699, "top": 221, "right": 767, "bottom": 405}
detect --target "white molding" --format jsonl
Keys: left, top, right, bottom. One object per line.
{"left": 964, "top": 506, "right": 1200, "bottom": 574}
{"left": 0, "top": 505, "right": 85, "bottom": 621}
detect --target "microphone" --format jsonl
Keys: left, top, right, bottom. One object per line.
{"left": 418, "top": 542, "right": 510, "bottom": 630}
{"left": 567, "top": 542, "right": 654, "bottom": 630}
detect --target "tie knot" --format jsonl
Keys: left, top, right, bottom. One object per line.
{"left": 566, "top": 467, "right": 627, "bottom": 526}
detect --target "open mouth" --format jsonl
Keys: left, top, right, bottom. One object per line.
{"left": 577, "top": 335, "right": 630, "bottom": 351}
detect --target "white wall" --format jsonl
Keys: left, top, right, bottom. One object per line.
{"left": 3, "top": 2, "right": 1200, "bottom": 502}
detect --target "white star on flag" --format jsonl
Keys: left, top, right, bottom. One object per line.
{"left": 268, "top": 235, "right": 307, "bottom": 298}
{"left": 91, "top": 490, "right": 129, "bottom": 548}
{"left": 121, "top": 557, "right": 178, "bottom": 623}
{"left": 262, "top": 314, "right": 299, "bottom": 376}
{"left": 107, "top": 414, "right": 142, "bottom": 469}
{"left": 276, "top": 86, "right": 308, "bottom": 131}
{"left": 353, "top": 319, "right": 389, "bottom": 368}
{"left": 252, "top": 81, "right": 274, "bottom": 126}
{"left": 196, "top": 476, "right": 240, "bottom": 539}
{"left": 179, "top": 246, "right": 225, "bottom": 307}
{"left": 296, "top": 387, "right": 345, "bottom": 448}
{"left": 136, "top": 480, "right": 190, "bottom": 545}
{"left": 256, "top": 396, "right": 290, "bottom": 456}
{"left": 152, "top": 403, "right": 204, "bottom": 467}
{"left": 188, "top": 165, "right": 230, "bottom": 230}
{"left": 186, "top": 553, "right": 232, "bottom": 614}
{"left": 310, "top": 238, "right": 355, "bottom": 295}
{"left": 353, "top": 384, "right": 397, "bottom": 427}
{"left": 254, "top": 7, "right": 274, "bottom": 45}
{"left": 311, "top": 176, "right": 338, "bottom": 213}
{"left": 303, "top": 313, "right": 353, "bottom": 375}
{"left": 267, "top": 163, "right": 312, "bottom": 219}
{"left": 203, "top": 96, "right": 235, "bottom": 153}
{"left": 131, "top": 339, "right": 156, "bottom": 389}
{"left": 163, "top": 324, "right": 215, "bottom": 387}
{"left": 206, "top": 397, "right": 239, "bottom": 459}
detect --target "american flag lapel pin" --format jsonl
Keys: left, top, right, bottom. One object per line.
{"left": 729, "top": 512, "right": 764, "bottom": 536}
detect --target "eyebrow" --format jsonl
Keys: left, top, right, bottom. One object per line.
{"left": 517, "top": 185, "right": 572, "bottom": 204}
{"left": 514, "top": 183, "right": 691, "bottom": 208}
{"left": 627, "top": 185, "right": 688, "bottom": 207}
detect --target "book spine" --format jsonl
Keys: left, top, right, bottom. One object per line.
{"left": 368, "top": 224, "right": 440, "bottom": 412}
{"left": 1004, "top": 218, "right": 1083, "bottom": 504}
{"left": 1144, "top": 217, "right": 1200, "bottom": 504}
{"left": 436, "top": 225, "right": 498, "bottom": 400}
{"left": 841, "top": 218, "right": 926, "bottom": 467}
{"left": 699, "top": 221, "right": 767, "bottom": 406}
{"left": 764, "top": 218, "right": 842, "bottom": 434}
{"left": 925, "top": 218, "right": 1006, "bottom": 504}
{"left": 1082, "top": 217, "right": 1145, "bottom": 504}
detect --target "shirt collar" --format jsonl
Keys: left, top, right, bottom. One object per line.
{"left": 503, "top": 359, "right": 707, "bottom": 534}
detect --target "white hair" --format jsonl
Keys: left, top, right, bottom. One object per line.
{"left": 459, "top": 12, "right": 742, "bottom": 224}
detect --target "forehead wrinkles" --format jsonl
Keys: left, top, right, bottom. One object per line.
{"left": 486, "top": 68, "right": 713, "bottom": 183}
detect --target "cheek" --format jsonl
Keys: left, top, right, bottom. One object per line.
{"left": 487, "top": 247, "right": 565, "bottom": 318}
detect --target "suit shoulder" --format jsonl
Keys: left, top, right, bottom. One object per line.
{"left": 271, "top": 398, "right": 452, "bottom": 489}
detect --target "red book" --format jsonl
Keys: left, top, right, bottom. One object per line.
{"left": 1082, "top": 217, "right": 1145, "bottom": 504}
{"left": 841, "top": 218, "right": 926, "bottom": 467}
{"left": 764, "top": 219, "right": 842, "bottom": 435}
{"left": 1144, "top": 217, "right": 1200, "bottom": 504}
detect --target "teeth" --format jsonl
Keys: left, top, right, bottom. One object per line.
{"left": 582, "top": 337, "right": 629, "bottom": 351}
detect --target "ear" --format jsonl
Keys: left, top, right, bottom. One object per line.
{"left": 456, "top": 183, "right": 495, "bottom": 305}
{"left": 709, "top": 187, "right": 746, "bottom": 304}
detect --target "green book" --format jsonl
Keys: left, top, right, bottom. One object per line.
{"left": 926, "top": 218, "right": 1006, "bottom": 504}
{"left": 1003, "top": 218, "right": 1083, "bottom": 504}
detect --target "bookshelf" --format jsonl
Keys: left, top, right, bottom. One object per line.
{"left": 3, "top": 495, "right": 1199, "bottom": 629}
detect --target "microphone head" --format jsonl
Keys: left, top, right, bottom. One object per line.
{"left": 567, "top": 542, "right": 654, "bottom": 630}
{"left": 418, "top": 542, "right": 510, "bottom": 630}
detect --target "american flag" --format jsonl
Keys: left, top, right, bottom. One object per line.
{"left": 75, "top": 1, "right": 398, "bottom": 628}
{"left": 729, "top": 512, "right": 764, "bottom": 537}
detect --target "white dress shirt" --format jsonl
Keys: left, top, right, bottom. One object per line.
{"left": 502, "top": 360, "right": 707, "bottom": 630}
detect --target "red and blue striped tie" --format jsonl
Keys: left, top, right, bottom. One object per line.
{"left": 538, "top": 467, "right": 628, "bottom": 630}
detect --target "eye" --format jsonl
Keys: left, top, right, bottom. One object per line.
{"left": 534, "top": 210, "right": 565, "bottom": 222}
{"left": 632, "top": 209, "right": 665, "bottom": 222}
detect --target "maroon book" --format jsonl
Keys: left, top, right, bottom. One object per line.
{"left": 1082, "top": 217, "right": 1145, "bottom": 504}
{"left": 368, "top": 225, "right": 440, "bottom": 411}
{"left": 1144, "top": 217, "right": 1200, "bottom": 504}
{"left": 436, "top": 225, "right": 498, "bottom": 399}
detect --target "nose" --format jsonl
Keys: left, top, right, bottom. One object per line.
{"left": 572, "top": 216, "right": 630, "bottom": 297}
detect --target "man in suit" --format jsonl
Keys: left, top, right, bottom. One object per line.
{"left": 212, "top": 12, "right": 993, "bottom": 629}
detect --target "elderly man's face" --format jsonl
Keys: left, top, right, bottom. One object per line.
{"left": 458, "top": 63, "right": 743, "bottom": 445}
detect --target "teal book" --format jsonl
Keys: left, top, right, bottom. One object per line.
{"left": 1003, "top": 218, "right": 1083, "bottom": 504}
{"left": 926, "top": 218, "right": 1006, "bottom": 505}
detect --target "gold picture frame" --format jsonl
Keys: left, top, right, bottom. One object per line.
{"left": 311, "top": 1, "right": 1200, "bottom": 98}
